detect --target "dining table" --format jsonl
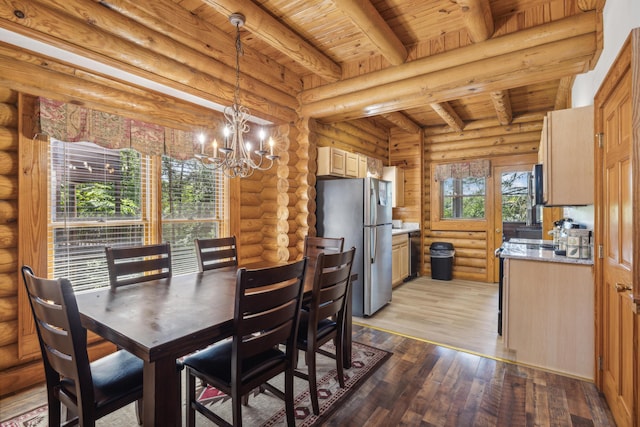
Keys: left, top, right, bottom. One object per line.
{"left": 75, "top": 260, "right": 353, "bottom": 426}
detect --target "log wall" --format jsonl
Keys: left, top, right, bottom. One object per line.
{"left": 0, "top": 88, "right": 19, "bottom": 376}
{"left": 423, "top": 115, "right": 543, "bottom": 282}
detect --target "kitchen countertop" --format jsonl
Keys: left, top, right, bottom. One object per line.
{"left": 500, "top": 239, "right": 594, "bottom": 265}
{"left": 391, "top": 222, "right": 420, "bottom": 235}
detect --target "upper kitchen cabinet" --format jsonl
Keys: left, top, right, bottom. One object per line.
{"left": 317, "top": 147, "right": 362, "bottom": 178}
{"left": 539, "top": 105, "right": 594, "bottom": 206}
{"left": 383, "top": 166, "right": 405, "bottom": 207}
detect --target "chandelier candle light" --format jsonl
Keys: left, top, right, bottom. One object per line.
{"left": 195, "top": 13, "right": 278, "bottom": 178}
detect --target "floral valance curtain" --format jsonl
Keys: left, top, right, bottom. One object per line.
{"left": 34, "top": 97, "right": 201, "bottom": 160}
{"left": 434, "top": 159, "right": 491, "bottom": 181}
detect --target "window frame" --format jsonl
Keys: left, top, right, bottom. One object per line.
{"left": 430, "top": 164, "right": 489, "bottom": 231}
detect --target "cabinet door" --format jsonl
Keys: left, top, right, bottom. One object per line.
{"left": 317, "top": 147, "right": 346, "bottom": 177}
{"left": 392, "top": 243, "right": 401, "bottom": 286}
{"left": 345, "top": 151, "right": 358, "bottom": 177}
{"left": 358, "top": 154, "right": 368, "bottom": 178}
{"left": 400, "top": 241, "right": 409, "bottom": 280}
{"left": 545, "top": 106, "right": 594, "bottom": 205}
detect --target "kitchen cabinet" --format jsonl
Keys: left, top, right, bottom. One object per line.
{"left": 383, "top": 166, "right": 405, "bottom": 207}
{"left": 345, "top": 151, "right": 358, "bottom": 177}
{"left": 317, "top": 147, "right": 346, "bottom": 177}
{"left": 503, "top": 258, "right": 594, "bottom": 379}
{"left": 392, "top": 233, "right": 409, "bottom": 287}
{"left": 358, "top": 154, "right": 367, "bottom": 178}
{"left": 539, "top": 105, "right": 594, "bottom": 206}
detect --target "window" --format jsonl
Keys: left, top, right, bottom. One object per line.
{"left": 161, "top": 156, "right": 226, "bottom": 275}
{"left": 501, "top": 171, "right": 534, "bottom": 222}
{"left": 49, "top": 139, "right": 227, "bottom": 290}
{"left": 441, "top": 177, "right": 486, "bottom": 219}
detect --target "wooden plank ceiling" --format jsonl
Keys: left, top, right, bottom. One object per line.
{"left": 0, "top": 0, "right": 603, "bottom": 133}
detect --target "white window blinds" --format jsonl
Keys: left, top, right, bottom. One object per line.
{"left": 48, "top": 139, "right": 151, "bottom": 291}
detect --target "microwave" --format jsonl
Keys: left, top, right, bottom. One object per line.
{"left": 531, "top": 164, "right": 544, "bottom": 206}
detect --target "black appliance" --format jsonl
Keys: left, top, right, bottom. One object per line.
{"left": 405, "top": 230, "right": 421, "bottom": 281}
{"left": 495, "top": 246, "right": 504, "bottom": 336}
{"left": 532, "top": 163, "right": 544, "bottom": 206}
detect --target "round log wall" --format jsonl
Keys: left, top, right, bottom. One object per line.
{"left": 0, "top": 88, "right": 20, "bottom": 371}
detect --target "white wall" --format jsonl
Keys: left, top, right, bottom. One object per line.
{"left": 573, "top": 1, "right": 640, "bottom": 106}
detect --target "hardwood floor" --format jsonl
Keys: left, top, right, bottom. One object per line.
{"left": 0, "top": 326, "right": 615, "bottom": 426}
{"left": 1, "top": 277, "right": 614, "bottom": 425}
{"left": 333, "top": 326, "right": 615, "bottom": 426}
{"left": 355, "top": 276, "right": 515, "bottom": 360}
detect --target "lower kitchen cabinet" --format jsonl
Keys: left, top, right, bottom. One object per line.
{"left": 392, "top": 233, "right": 409, "bottom": 287}
{"left": 503, "top": 258, "right": 594, "bottom": 379}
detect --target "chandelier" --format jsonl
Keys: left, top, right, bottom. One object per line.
{"left": 196, "top": 13, "right": 278, "bottom": 178}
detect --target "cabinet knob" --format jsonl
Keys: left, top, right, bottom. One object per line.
{"left": 495, "top": 228, "right": 501, "bottom": 233}
{"left": 615, "top": 283, "right": 632, "bottom": 292}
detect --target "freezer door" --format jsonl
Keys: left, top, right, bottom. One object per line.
{"left": 364, "top": 178, "right": 392, "bottom": 226}
{"left": 363, "top": 223, "right": 392, "bottom": 315}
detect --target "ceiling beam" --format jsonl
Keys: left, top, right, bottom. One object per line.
{"left": 299, "top": 12, "right": 598, "bottom": 121}
{"left": 201, "top": 0, "right": 342, "bottom": 82}
{"left": 457, "top": 0, "right": 494, "bottom": 43}
{"left": 553, "top": 76, "right": 575, "bottom": 110}
{"left": 303, "top": 34, "right": 595, "bottom": 122}
{"left": 300, "top": 12, "right": 597, "bottom": 105}
{"left": 380, "top": 112, "right": 421, "bottom": 133}
{"left": 490, "top": 91, "right": 513, "bottom": 125}
{"left": 430, "top": 103, "right": 464, "bottom": 132}
{"left": 332, "top": 0, "right": 407, "bottom": 66}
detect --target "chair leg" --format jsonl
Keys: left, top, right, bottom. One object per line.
{"left": 284, "top": 367, "right": 296, "bottom": 427}
{"left": 307, "top": 349, "right": 320, "bottom": 416}
{"left": 135, "top": 398, "right": 143, "bottom": 425}
{"left": 335, "top": 333, "right": 345, "bottom": 388}
{"left": 186, "top": 370, "right": 197, "bottom": 427}
{"left": 48, "top": 398, "right": 61, "bottom": 426}
{"left": 231, "top": 389, "right": 243, "bottom": 427}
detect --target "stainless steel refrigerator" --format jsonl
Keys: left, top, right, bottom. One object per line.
{"left": 316, "top": 177, "right": 393, "bottom": 316}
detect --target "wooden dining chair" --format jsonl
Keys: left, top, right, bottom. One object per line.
{"left": 181, "top": 259, "right": 308, "bottom": 427}
{"left": 195, "top": 236, "right": 237, "bottom": 272}
{"left": 21, "top": 265, "right": 144, "bottom": 426}
{"left": 105, "top": 242, "right": 172, "bottom": 289}
{"left": 295, "top": 247, "right": 356, "bottom": 415}
{"left": 303, "top": 235, "right": 344, "bottom": 274}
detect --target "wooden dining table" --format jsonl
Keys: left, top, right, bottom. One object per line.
{"left": 75, "top": 261, "right": 353, "bottom": 426}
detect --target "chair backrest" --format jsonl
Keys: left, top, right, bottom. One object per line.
{"left": 21, "top": 265, "right": 95, "bottom": 411}
{"left": 304, "top": 236, "right": 344, "bottom": 270}
{"left": 195, "top": 236, "right": 238, "bottom": 272}
{"left": 105, "top": 242, "right": 172, "bottom": 289}
{"left": 308, "top": 247, "right": 356, "bottom": 327}
{"left": 304, "top": 236, "right": 344, "bottom": 257}
{"left": 232, "top": 259, "right": 307, "bottom": 380}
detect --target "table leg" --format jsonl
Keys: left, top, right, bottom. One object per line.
{"left": 143, "top": 358, "right": 182, "bottom": 426}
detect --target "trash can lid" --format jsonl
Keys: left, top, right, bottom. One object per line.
{"left": 430, "top": 242, "right": 454, "bottom": 250}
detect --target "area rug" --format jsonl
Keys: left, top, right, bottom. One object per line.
{"left": 1, "top": 341, "right": 390, "bottom": 427}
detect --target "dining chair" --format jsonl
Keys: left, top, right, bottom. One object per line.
{"left": 21, "top": 265, "right": 144, "bottom": 426}
{"left": 303, "top": 235, "right": 344, "bottom": 259}
{"left": 295, "top": 247, "right": 356, "bottom": 415}
{"left": 195, "top": 236, "right": 237, "bottom": 272}
{"left": 181, "top": 259, "right": 308, "bottom": 427}
{"left": 105, "top": 242, "right": 172, "bottom": 289}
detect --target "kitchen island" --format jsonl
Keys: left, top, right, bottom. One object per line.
{"left": 501, "top": 240, "right": 594, "bottom": 379}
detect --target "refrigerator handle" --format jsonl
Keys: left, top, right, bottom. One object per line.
{"left": 370, "top": 226, "right": 377, "bottom": 263}
{"left": 370, "top": 185, "right": 377, "bottom": 226}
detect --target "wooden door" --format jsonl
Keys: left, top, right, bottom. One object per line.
{"left": 598, "top": 66, "right": 634, "bottom": 427}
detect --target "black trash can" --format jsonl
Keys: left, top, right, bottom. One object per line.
{"left": 430, "top": 242, "right": 454, "bottom": 280}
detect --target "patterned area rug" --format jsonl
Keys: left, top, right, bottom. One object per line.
{"left": 1, "top": 341, "right": 390, "bottom": 427}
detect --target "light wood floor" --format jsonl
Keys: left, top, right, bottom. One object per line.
{"left": 355, "top": 276, "right": 516, "bottom": 361}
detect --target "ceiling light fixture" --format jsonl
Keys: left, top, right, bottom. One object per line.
{"left": 196, "top": 13, "right": 278, "bottom": 178}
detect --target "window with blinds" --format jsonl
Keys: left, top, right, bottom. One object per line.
{"left": 161, "top": 156, "right": 226, "bottom": 275}
{"left": 49, "top": 140, "right": 151, "bottom": 291}
{"left": 49, "top": 139, "right": 227, "bottom": 290}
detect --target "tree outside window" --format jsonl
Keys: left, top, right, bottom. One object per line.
{"left": 441, "top": 177, "right": 486, "bottom": 219}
